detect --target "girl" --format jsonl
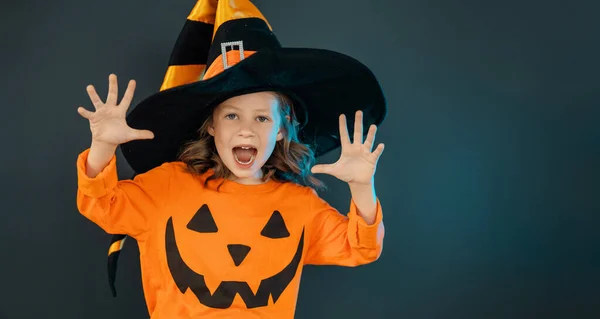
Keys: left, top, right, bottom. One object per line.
{"left": 76, "top": 0, "right": 387, "bottom": 318}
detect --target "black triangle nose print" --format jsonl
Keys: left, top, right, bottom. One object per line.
{"left": 227, "top": 244, "right": 251, "bottom": 266}
{"left": 187, "top": 204, "right": 219, "bottom": 233}
{"left": 260, "top": 211, "right": 290, "bottom": 239}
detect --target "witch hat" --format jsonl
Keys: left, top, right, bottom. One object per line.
{"left": 107, "top": 0, "right": 387, "bottom": 296}
{"left": 119, "top": 0, "right": 387, "bottom": 175}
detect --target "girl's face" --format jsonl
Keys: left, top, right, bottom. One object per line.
{"left": 208, "top": 91, "right": 284, "bottom": 184}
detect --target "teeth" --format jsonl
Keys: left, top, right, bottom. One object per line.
{"left": 234, "top": 153, "right": 255, "bottom": 165}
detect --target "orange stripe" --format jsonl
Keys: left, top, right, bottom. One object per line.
{"left": 202, "top": 50, "right": 256, "bottom": 80}
{"left": 187, "top": 0, "right": 218, "bottom": 25}
{"left": 108, "top": 239, "right": 125, "bottom": 256}
{"left": 160, "top": 65, "right": 206, "bottom": 91}
{"left": 213, "top": 0, "right": 271, "bottom": 40}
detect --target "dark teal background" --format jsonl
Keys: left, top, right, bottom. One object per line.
{"left": 0, "top": 0, "right": 598, "bottom": 318}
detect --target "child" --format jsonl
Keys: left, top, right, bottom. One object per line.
{"left": 76, "top": 0, "right": 387, "bottom": 318}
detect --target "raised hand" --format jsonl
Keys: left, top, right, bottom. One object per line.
{"left": 77, "top": 74, "right": 154, "bottom": 147}
{"left": 311, "top": 110, "right": 385, "bottom": 186}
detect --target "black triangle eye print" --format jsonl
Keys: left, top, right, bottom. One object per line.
{"left": 187, "top": 204, "right": 218, "bottom": 233}
{"left": 260, "top": 211, "right": 290, "bottom": 238}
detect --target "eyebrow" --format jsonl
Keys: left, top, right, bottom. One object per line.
{"left": 219, "top": 104, "right": 239, "bottom": 111}
{"left": 220, "top": 104, "right": 271, "bottom": 113}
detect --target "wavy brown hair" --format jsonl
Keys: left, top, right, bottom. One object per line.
{"left": 177, "top": 92, "right": 325, "bottom": 190}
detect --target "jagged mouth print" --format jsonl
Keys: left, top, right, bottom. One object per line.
{"left": 165, "top": 217, "right": 305, "bottom": 309}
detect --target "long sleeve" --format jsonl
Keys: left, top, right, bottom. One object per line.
{"left": 76, "top": 148, "right": 172, "bottom": 240}
{"left": 304, "top": 190, "right": 385, "bottom": 266}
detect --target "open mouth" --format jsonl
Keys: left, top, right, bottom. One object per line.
{"left": 165, "top": 217, "right": 305, "bottom": 309}
{"left": 232, "top": 145, "right": 257, "bottom": 167}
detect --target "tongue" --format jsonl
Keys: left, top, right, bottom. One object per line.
{"left": 234, "top": 148, "right": 255, "bottom": 162}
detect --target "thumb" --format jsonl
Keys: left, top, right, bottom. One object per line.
{"left": 311, "top": 164, "right": 331, "bottom": 175}
{"left": 129, "top": 129, "right": 155, "bottom": 141}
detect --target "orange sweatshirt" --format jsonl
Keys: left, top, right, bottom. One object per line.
{"left": 76, "top": 148, "right": 384, "bottom": 318}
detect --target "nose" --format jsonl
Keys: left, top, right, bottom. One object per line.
{"left": 227, "top": 244, "right": 251, "bottom": 266}
{"left": 236, "top": 120, "right": 256, "bottom": 137}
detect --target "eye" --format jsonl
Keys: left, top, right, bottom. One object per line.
{"left": 225, "top": 113, "right": 238, "bottom": 120}
{"left": 256, "top": 116, "right": 270, "bottom": 122}
{"left": 261, "top": 211, "right": 290, "bottom": 238}
{"left": 187, "top": 204, "right": 218, "bottom": 233}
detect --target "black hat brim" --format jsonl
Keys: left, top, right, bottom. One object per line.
{"left": 121, "top": 47, "right": 387, "bottom": 174}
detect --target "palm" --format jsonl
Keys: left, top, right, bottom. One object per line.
{"left": 311, "top": 111, "right": 385, "bottom": 185}
{"left": 88, "top": 108, "right": 137, "bottom": 145}
{"left": 77, "top": 74, "right": 154, "bottom": 146}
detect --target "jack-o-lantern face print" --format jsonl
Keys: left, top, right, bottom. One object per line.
{"left": 165, "top": 204, "right": 304, "bottom": 309}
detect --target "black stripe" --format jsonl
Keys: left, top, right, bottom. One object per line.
{"left": 107, "top": 234, "right": 127, "bottom": 297}
{"left": 107, "top": 250, "right": 122, "bottom": 297}
{"left": 206, "top": 18, "right": 281, "bottom": 69}
{"left": 169, "top": 20, "right": 215, "bottom": 66}
{"left": 109, "top": 234, "right": 127, "bottom": 246}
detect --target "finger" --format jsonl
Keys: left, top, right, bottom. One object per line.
{"left": 338, "top": 114, "right": 351, "bottom": 147}
{"left": 119, "top": 79, "right": 136, "bottom": 109}
{"left": 86, "top": 85, "right": 103, "bottom": 109}
{"left": 364, "top": 124, "right": 377, "bottom": 151}
{"left": 370, "top": 143, "right": 385, "bottom": 162}
{"left": 353, "top": 110, "right": 363, "bottom": 144}
{"left": 311, "top": 164, "right": 331, "bottom": 175}
{"left": 77, "top": 106, "right": 94, "bottom": 119}
{"left": 106, "top": 74, "right": 118, "bottom": 106}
